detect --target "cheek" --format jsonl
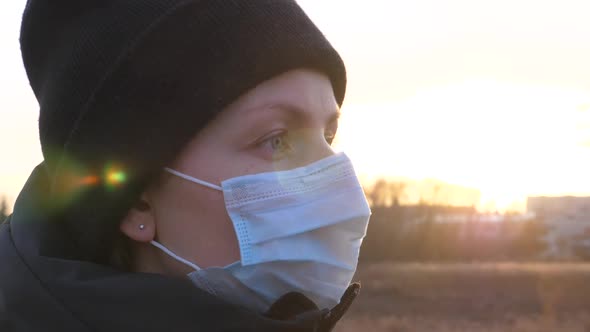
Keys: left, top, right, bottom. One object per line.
{"left": 221, "top": 156, "right": 277, "bottom": 180}
{"left": 157, "top": 181, "right": 227, "bottom": 230}
{"left": 161, "top": 180, "right": 211, "bottom": 210}
{"left": 153, "top": 180, "right": 240, "bottom": 265}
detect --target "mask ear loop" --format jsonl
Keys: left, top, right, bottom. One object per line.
{"left": 154, "top": 168, "right": 221, "bottom": 271}
{"left": 150, "top": 240, "right": 202, "bottom": 271}
{"left": 164, "top": 167, "right": 223, "bottom": 191}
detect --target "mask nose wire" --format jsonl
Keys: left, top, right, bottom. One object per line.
{"left": 164, "top": 167, "right": 223, "bottom": 191}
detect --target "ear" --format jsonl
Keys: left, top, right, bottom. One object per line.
{"left": 120, "top": 194, "right": 156, "bottom": 243}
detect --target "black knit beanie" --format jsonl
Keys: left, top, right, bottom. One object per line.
{"left": 19, "top": 0, "right": 346, "bottom": 263}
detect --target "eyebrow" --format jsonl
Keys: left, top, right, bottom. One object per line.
{"left": 251, "top": 102, "right": 341, "bottom": 125}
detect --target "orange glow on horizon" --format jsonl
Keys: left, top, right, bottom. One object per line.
{"left": 334, "top": 80, "right": 590, "bottom": 212}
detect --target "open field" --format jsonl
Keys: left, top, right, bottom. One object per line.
{"left": 335, "top": 262, "right": 590, "bottom": 332}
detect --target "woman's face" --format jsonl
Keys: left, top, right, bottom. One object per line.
{"left": 122, "top": 69, "right": 341, "bottom": 275}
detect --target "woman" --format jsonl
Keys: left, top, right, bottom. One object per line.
{"left": 0, "top": 0, "right": 371, "bottom": 331}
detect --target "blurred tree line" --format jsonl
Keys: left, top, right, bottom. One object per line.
{"left": 0, "top": 195, "right": 8, "bottom": 223}
{"left": 361, "top": 179, "right": 548, "bottom": 262}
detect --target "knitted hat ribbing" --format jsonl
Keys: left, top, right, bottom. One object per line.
{"left": 19, "top": 0, "right": 346, "bottom": 262}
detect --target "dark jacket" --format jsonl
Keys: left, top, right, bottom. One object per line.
{"left": 0, "top": 164, "right": 358, "bottom": 331}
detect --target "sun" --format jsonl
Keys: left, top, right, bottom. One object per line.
{"left": 334, "top": 79, "right": 590, "bottom": 212}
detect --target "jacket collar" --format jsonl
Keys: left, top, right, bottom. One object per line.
{"left": 266, "top": 283, "right": 360, "bottom": 331}
{"left": 0, "top": 163, "right": 359, "bottom": 332}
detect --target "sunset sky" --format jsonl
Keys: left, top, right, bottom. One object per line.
{"left": 1, "top": 0, "right": 589, "bottom": 212}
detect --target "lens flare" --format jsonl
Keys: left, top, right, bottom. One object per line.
{"left": 103, "top": 163, "right": 127, "bottom": 191}
{"left": 79, "top": 175, "right": 99, "bottom": 185}
{"left": 107, "top": 171, "right": 126, "bottom": 184}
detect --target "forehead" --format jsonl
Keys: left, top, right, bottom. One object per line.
{"left": 225, "top": 69, "right": 339, "bottom": 120}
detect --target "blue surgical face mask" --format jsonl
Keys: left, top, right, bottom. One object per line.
{"left": 152, "top": 152, "right": 371, "bottom": 311}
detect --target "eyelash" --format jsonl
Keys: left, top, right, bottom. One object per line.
{"left": 257, "top": 131, "right": 292, "bottom": 159}
{"left": 324, "top": 130, "right": 336, "bottom": 145}
{"left": 258, "top": 129, "right": 336, "bottom": 153}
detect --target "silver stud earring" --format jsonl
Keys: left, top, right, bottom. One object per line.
{"left": 138, "top": 224, "right": 145, "bottom": 230}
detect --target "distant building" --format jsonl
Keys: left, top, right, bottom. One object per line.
{"left": 527, "top": 196, "right": 590, "bottom": 258}
{"left": 433, "top": 210, "right": 536, "bottom": 239}
{"left": 434, "top": 211, "right": 535, "bottom": 224}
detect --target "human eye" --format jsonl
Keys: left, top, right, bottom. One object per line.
{"left": 324, "top": 129, "right": 336, "bottom": 145}
{"left": 324, "top": 120, "right": 338, "bottom": 145}
{"left": 256, "top": 130, "right": 292, "bottom": 159}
